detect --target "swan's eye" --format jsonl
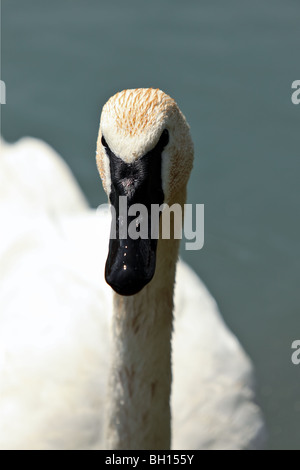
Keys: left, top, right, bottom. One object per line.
{"left": 101, "top": 135, "right": 109, "bottom": 149}
{"left": 159, "top": 129, "right": 169, "bottom": 148}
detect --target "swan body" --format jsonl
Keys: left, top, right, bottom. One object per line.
{"left": 0, "top": 91, "right": 265, "bottom": 449}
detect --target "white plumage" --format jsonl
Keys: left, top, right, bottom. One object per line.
{"left": 0, "top": 135, "right": 265, "bottom": 449}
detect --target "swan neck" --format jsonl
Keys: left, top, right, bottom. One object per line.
{"left": 105, "top": 188, "right": 186, "bottom": 450}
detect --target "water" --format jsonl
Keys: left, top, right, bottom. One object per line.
{"left": 1, "top": 0, "right": 300, "bottom": 449}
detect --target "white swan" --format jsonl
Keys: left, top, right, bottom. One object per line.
{"left": 0, "top": 89, "right": 265, "bottom": 450}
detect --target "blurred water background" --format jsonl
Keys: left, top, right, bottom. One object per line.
{"left": 1, "top": 0, "right": 299, "bottom": 449}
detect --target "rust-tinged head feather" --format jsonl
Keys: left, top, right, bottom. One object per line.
{"left": 103, "top": 88, "right": 176, "bottom": 137}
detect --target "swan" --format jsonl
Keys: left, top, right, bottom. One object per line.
{"left": 0, "top": 89, "right": 265, "bottom": 450}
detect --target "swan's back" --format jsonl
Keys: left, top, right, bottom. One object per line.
{"left": 172, "top": 262, "right": 264, "bottom": 449}
{"left": 0, "top": 137, "right": 265, "bottom": 449}
{"left": 0, "top": 137, "right": 112, "bottom": 449}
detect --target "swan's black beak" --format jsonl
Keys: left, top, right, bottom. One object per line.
{"left": 105, "top": 220, "right": 158, "bottom": 296}
{"left": 103, "top": 130, "right": 169, "bottom": 296}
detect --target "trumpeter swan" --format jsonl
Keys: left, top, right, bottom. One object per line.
{"left": 0, "top": 89, "right": 265, "bottom": 450}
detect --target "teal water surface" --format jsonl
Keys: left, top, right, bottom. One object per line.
{"left": 1, "top": 0, "right": 300, "bottom": 449}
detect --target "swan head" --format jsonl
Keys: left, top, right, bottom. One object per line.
{"left": 96, "top": 88, "right": 194, "bottom": 296}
